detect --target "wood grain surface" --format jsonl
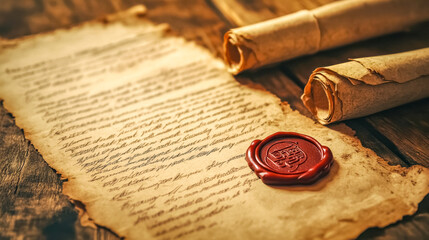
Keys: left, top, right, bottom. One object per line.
{"left": 0, "top": 0, "right": 428, "bottom": 239}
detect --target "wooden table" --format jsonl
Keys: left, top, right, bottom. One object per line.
{"left": 0, "top": 0, "right": 428, "bottom": 239}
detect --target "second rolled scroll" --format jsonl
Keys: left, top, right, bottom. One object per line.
{"left": 301, "top": 48, "right": 429, "bottom": 125}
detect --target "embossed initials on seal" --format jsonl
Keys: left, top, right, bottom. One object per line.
{"left": 266, "top": 141, "right": 307, "bottom": 172}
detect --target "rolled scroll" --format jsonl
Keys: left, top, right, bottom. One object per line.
{"left": 223, "top": 0, "right": 429, "bottom": 74}
{"left": 301, "top": 48, "right": 429, "bottom": 124}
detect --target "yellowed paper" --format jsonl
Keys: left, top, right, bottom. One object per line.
{"left": 223, "top": 0, "right": 429, "bottom": 74}
{"left": 301, "top": 48, "right": 429, "bottom": 124}
{"left": 0, "top": 7, "right": 428, "bottom": 240}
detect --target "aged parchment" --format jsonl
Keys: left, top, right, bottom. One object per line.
{"left": 301, "top": 48, "right": 429, "bottom": 124}
{"left": 0, "top": 6, "right": 428, "bottom": 240}
{"left": 223, "top": 0, "right": 429, "bottom": 74}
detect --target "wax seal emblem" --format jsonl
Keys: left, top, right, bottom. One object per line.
{"left": 246, "top": 132, "right": 333, "bottom": 185}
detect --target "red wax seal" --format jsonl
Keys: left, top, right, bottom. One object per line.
{"left": 246, "top": 132, "right": 333, "bottom": 185}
